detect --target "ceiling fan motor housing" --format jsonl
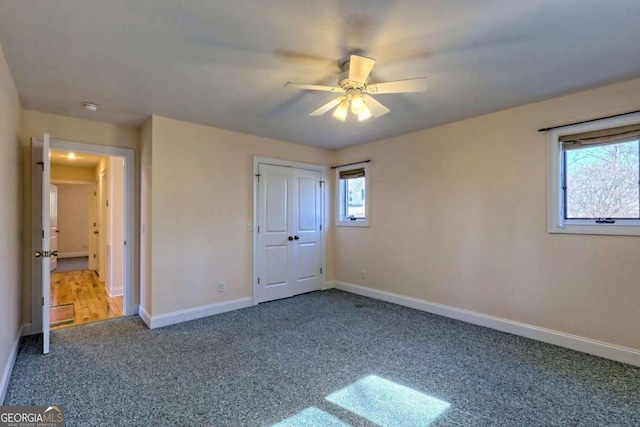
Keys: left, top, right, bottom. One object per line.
{"left": 340, "top": 59, "right": 368, "bottom": 91}
{"left": 285, "top": 54, "right": 423, "bottom": 119}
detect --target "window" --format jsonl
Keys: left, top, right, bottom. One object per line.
{"left": 547, "top": 113, "right": 640, "bottom": 236}
{"left": 336, "top": 162, "right": 370, "bottom": 227}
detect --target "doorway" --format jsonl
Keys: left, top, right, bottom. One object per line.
{"left": 48, "top": 151, "right": 125, "bottom": 329}
{"left": 31, "top": 138, "right": 135, "bottom": 341}
{"left": 253, "top": 157, "right": 326, "bottom": 304}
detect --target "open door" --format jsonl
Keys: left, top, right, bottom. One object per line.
{"left": 33, "top": 133, "right": 51, "bottom": 354}
{"left": 49, "top": 184, "right": 58, "bottom": 271}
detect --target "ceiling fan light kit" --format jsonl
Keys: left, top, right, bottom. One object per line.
{"left": 333, "top": 97, "right": 350, "bottom": 121}
{"left": 286, "top": 54, "right": 427, "bottom": 122}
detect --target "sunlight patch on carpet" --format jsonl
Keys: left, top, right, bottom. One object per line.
{"left": 272, "top": 407, "right": 351, "bottom": 427}
{"left": 326, "top": 375, "right": 450, "bottom": 427}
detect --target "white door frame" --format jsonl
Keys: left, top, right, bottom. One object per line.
{"left": 32, "top": 138, "right": 136, "bottom": 334}
{"left": 252, "top": 156, "right": 327, "bottom": 306}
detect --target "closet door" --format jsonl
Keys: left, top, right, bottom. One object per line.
{"left": 290, "top": 168, "right": 322, "bottom": 295}
{"left": 257, "top": 164, "right": 322, "bottom": 303}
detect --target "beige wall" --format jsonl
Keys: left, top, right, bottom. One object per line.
{"left": 147, "top": 116, "right": 334, "bottom": 316}
{"left": 51, "top": 165, "right": 95, "bottom": 182}
{"left": 21, "top": 110, "right": 140, "bottom": 324}
{"left": 333, "top": 77, "right": 640, "bottom": 351}
{"left": 55, "top": 184, "right": 90, "bottom": 256}
{"left": 0, "top": 42, "right": 22, "bottom": 399}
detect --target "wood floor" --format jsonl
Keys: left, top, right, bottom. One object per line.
{"left": 50, "top": 269, "right": 123, "bottom": 330}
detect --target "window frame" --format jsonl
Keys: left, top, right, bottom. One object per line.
{"left": 336, "top": 162, "right": 370, "bottom": 227}
{"left": 547, "top": 112, "right": 640, "bottom": 236}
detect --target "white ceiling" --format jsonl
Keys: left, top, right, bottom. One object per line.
{"left": 50, "top": 150, "right": 104, "bottom": 168}
{"left": 1, "top": 1, "right": 640, "bottom": 150}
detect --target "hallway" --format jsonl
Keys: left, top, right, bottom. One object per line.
{"left": 50, "top": 268, "right": 123, "bottom": 330}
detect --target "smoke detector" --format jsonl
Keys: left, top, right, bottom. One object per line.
{"left": 81, "top": 102, "right": 99, "bottom": 111}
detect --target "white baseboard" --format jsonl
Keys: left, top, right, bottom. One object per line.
{"left": 21, "top": 323, "right": 33, "bottom": 336}
{"left": 331, "top": 281, "right": 640, "bottom": 367}
{"left": 106, "top": 285, "right": 123, "bottom": 298}
{"left": 1, "top": 326, "right": 22, "bottom": 404}
{"left": 58, "top": 251, "right": 89, "bottom": 259}
{"left": 322, "top": 279, "right": 335, "bottom": 291}
{"left": 143, "top": 297, "right": 254, "bottom": 329}
{"left": 139, "top": 305, "right": 152, "bottom": 328}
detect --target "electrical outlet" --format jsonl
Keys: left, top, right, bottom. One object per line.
{"left": 218, "top": 282, "right": 225, "bottom": 293}
{"left": 361, "top": 269, "right": 367, "bottom": 279}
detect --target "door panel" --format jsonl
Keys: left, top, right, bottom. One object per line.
{"left": 257, "top": 163, "right": 323, "bottom": 303}
{"left": 265, "top": 173, "right": 288, "bottom": 232}
{"left": 265, "top": 245, "right": 289, "bottom": 285}
{"left": 258, "top": 164, "right": 294, "bottom": 303}
{"left": 89, "top": 182, "right": 97, "bottom": 271}
{"left": 97, "top": 170, "right": 105, "bottom": 277}
{"left": 94, "top": 182, "right": 100, "bottom": 274}
{"left": 32, "top": 134, "right": 51, "bottom": 354}
{"left": 297, "top": 177, "right": 317, "bottom": 231}
{"left": 49, "top": 184, "right": 58, "bottom": 271}
{"left": 292, "top": 168, "right": 322, "bottom": 295}
{"left": 297, "top": 243, "right": 317, "bottom": 280}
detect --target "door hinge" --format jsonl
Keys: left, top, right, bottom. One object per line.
{"left": 42, "top": 229, "right": 44, "bottom": 238}
{"left": 319, "top": 224, "right": 322, "bottom": 231}
{"left": 36, "top": 161, "right": 44, "bottom": 172}
{"left": 42, "top": 297, "right": 44, "bottom": 306}
{"left": 124, "top": 241, "right": 127, "bottom": 246}
{"left": 93, "top": 191, "right": 97, "bottom": 196}
{"left": 320, "top": 267, "right": 323, "bottom": 274}
{"left": 93, "top": 254, "right": 96, "bottom": 259}
{"left": 255, "top": 174, "right": 261, "bottom": 182}
{"left": 257, "top": 277, "right": 260, "bottom": 285}
{"left": 319, "top": 180, "right": 324, "bottom": 187}
{"left": 257, "top": 225, "right": 260, "bottom": 233}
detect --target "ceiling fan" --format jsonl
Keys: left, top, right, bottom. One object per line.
{"left": 285, "top": 54, "right": 427, "bottom": 122}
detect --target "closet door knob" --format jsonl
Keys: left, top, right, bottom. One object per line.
{"left": 288, "top": 236, "right": 294, "bottom": 241}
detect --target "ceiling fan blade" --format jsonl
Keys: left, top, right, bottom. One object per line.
{"left": 285, "top": 82, "right": 344, "bottom": 92}
{"left": 348, "top": 55, "right": 376, "bottom": 84}
{"left": 363, "top": 94, "right": 390, "bottom": 118}
{"left": 366, "top": 77, "right": 428, "bottom": 94}
{"left": 309, "top": 97, "right": 344, "bottom": 116}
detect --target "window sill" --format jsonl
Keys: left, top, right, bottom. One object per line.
{"left": 548, "top": 222, "right": 640, "bottom": 237}
{"left": 336, "top": 220, "right": 369, "bottom": 228}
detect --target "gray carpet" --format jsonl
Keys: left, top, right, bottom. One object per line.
{"left": 5, "top": 290, "right": 640, "bottom": 426}
{"left": 52, "top": 256, "right": 89, "bottom": 273}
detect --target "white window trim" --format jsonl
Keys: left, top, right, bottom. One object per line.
{"left": 336, "top": 162, "right": 370, "bottom": 227}
{"left": 547, "top": 112, "right": 640, "bottom": 236}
